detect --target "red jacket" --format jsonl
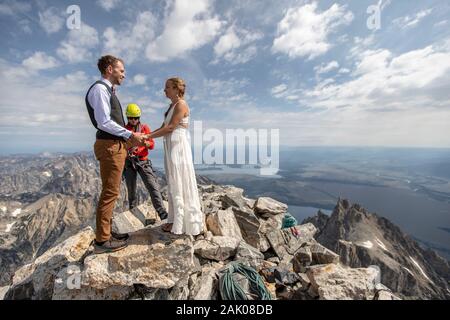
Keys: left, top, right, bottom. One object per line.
{"left": 125, "top": 122, "right": 154, "bottom": 160}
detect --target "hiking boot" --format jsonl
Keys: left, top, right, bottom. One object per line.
{"left": 111, "top": 231, "right": 129, "bottom": 241}
{"left": 94, "top": 238, "right": 128, "bottom": 254}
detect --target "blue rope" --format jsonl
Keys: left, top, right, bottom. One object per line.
{"left": 282, "top": 212, "right": 297, "bottom": 229}
{"left": 219, "top": 262, "right": 272, "bottom": 300}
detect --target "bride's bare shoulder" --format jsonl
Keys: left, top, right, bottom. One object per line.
{"left": 177, "top": 99, "right": 190, "bottom": 112}
{"left": 178, "top": 99, "right": 188, "bottom": 107}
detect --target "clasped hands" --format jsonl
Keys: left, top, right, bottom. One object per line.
{"left": 128, "top": 132, "right": 152, "bottom": 147}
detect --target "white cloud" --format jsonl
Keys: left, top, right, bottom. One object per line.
{"left": 434, "top": 20, "right": 448, "bottom": 28}
{"left": 299, "top": 42, "right": 450, "bottom": 114}
{"left": 257, "top": 40, "right": 450, "bottom": 147}
{"left": 38, "top": 7, "right": 64, "bottom": 34}
{"left": 146, "top": 0, "right": 224, "bottom": 62}
{"left": 22, "top": 52, "right": 59, "bottom": 71}
{"left": 314, "top": 61, "right": 339, "bottom": 75}
{"left": 214, "top": 26, "right": 240, "bottom": 57}
{"left": 0, "top": 0, "right": 33, "bottom": 34}
{"left": 103, "top": 11, "right": 156, "bottom": 64}
{"left": 213, "top": 25, "right": 263, "bottom": 64}
{"left": 349, "top": 35, "right": 376, "bottom": 58}
{"left": 0, "top": 59, "right": 92, "bottom": 130}
{"left": 0, "top": 1, "right": 31, "bottom": 16}
{"left": 130, "top": 74, "right": 147, "bottom": 86}
{"left": 191, "top": 77, "right": 252, "bottom": 109}
{"left": 18, "top": 19, "right": 32, "bottom": 34}
{"left": 270, "top": 84, "right": 288, "bottom": 97}
{"left": 57, "top": 23, "right": 99, "bottom": 63}
{"left": 393, "top": 9, "right": 433, "bottom": 29}
{"left": 97, "top": 0, "right": 120, "bottom": 12}
{"left": 272, "top": 2, "right": 354, "bottom": 60}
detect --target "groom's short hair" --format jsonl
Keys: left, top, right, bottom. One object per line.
{"left": 97, "top": 55, "right": 124, "bottom": 75}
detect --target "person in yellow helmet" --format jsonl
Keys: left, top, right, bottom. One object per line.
{"left": 124, "top": 103, "right": 168, "bottom": 222}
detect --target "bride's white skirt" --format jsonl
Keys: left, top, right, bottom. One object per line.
{"left": 163, "top": 128, "right": 204, "bottom": 235}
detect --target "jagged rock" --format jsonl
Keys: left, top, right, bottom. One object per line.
{"left": 266, "top": 257, "right": 281, "bottom": 265}
{"left": 189, "top": 262, "right": 224, "bottom": 300}
{"left": 254, "top": 197, "right": 288, "bottom": 218}
{"left": 234, "top": 241, "right": 264, "bottom": 270}
{"left": 302, "top": 210, "right": 330, "bottom": 232}
{"left": 293, "top": 246, "right": 312, "bottom": 273}
{"left": 259, "top": 214, "right": 284, "bottom": 234}
{"left": 274, "top": 268, "right": 301, "bottom": 285}
{"left": 310, "top": 198, "right": 450, "bottom": 299}
{"left": 265, "top": 223, "right": 317, "bottom": 260}
{"left": 297, "top": 273, "right": 311, "bottom": 290}
{"left": 112, "top": 208, "right": 144, "bottom": 234}
{"left": 260, "top": 267, "right": 276, "bottom": 283}
{"left": 257, "top": 214, "right": 284, "bottom": 252}
{"left": 188, "top": 273, "right": 199, "bottom": 297}
{"left": 335, "top": 239, "right": 359, "bottom": 266}
{"left": 231, "top": 207, "right": 262, "bottom": 249}
{"left": 258, "top": 260, "right": 278, "bottom": 272}
{"left": 206, "top": 208, "right": 243, "bottom": 240}
{"left": 205, "top": 231, "right": 213, "bottom": 241}
{"left": 52, "top": 264, "right": 133, "bottom": 300}
{"left": 202, "top": 199, "right": 222, "bottom": 215}
{"left": 5, "top": 226, "right": 94, "bottom": 300}
{"left": 194, "top": 236, "right": 240, "bottom": 261}
{"left": 112, "top": 202, "right": 167, "bottom": 234}
{"left": 168, "top": 273, "right": 190, "bottom": 300}
{"left": 243, "top": 197, "right": 256, "bottom": 209}
{"left": 310, "top": 243, "right": 340, "bottom": 265}
{"left": 0, "top": 286, "right": 10, "bottom": 300}
{"left": 81, "top": 228, "right": 195, "bottom": 290}
{"left": 220, "top": 186, "right": 247, "bottom": 211}
{"left": 374, "top": 288, "right": 402, "bottom": 300}
{"left": 131, "top": 284, "right": 170, "bottom": 300}
{"left": 275, "top": 283, "right": 295, "bottom": 300}
{"left": 307, "top": 263, "right": 379, "bottom": 300}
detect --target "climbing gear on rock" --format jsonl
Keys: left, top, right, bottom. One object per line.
{"left": 282, "top": 212, "right": 298, "bottom": 229}
{"left": 218, "top": 261, "right": 272, "bottom": 300}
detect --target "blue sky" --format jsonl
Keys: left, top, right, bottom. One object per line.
{"left": 0, "top": 0, "right": 449, "bottom": 154}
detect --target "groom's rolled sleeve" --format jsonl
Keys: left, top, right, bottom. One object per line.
{"left": 88, "top": 84, "right": 132, "bottom": 140}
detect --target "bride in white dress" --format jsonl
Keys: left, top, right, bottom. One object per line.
{"left": 145, "top": 77, "right": 204, "bottom": 235}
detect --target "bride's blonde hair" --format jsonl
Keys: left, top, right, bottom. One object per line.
{"left": 167, "top": 77, "right": 186, "bottom": 98}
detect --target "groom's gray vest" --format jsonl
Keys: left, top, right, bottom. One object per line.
{"left": 85, "top": 81, "right": 126, "bottom": 140}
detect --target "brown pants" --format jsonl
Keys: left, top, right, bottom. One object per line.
{"left": 94, "top": 139, "right": 129, "bottom": 242}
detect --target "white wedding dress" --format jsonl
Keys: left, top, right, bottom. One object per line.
{"left": 163, "top": 101, "right": 204, "bottom": 235}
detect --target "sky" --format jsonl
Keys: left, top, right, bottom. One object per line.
{"left": 0, "top": 0, "right": 450, "bottom": 154}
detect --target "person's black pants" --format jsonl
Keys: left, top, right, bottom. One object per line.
{"left": 124, "top": 158, "right": 167, "bottom": 216}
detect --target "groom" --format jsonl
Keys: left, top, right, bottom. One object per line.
{"left": 85, "top": 55, "right": 146, "bottom": 254}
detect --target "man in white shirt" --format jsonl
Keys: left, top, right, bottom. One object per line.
{"left": 85, "top": 55, "right": 145, "bottom": 254}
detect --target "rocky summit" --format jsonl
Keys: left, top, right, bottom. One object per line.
{"left": 0, "top": 186, "right": 447, "bottom": 300}
{"left": 1, "top": 153, "right": 449, "bottom": 300}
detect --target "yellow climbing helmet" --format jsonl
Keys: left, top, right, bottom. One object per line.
{"left": 126, "top": 103, "right": 141, "bottom": 117}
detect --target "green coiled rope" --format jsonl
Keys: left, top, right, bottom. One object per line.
{"left": 282, "top": 212, "right": 298, "bottom": 229}
{"left": 218, "top": 261, "right": 272, "bottom": 300}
